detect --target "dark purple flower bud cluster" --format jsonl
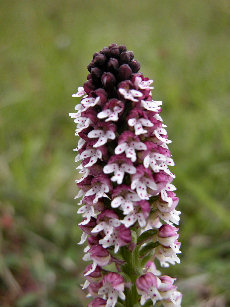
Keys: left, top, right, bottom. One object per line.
{"left": 70, "top": 44, "right": 182, "bottom": 307}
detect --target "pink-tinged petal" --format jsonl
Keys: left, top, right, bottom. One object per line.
{"left": 88, "top": 297, "right": 107, "bottom": 307}
{"left": 103, "top": 272, "right": 125, "bottom": 291}
{"left": 97, "top": 209, "right": 119, "bottom": 221}
{"left": 89, "top": 245, "right": 111, "bottom": 266}
{"left": 117, "top": 224, "right": 132, "bottom": 245}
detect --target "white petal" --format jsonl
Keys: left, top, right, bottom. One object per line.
{"left": 84, "top": 155, "right": 98, "bottom": 167}
{"left": 80, "top": 149, "right": 95, "bottom": 160}
{"left": 122, "top": 200, "right": 134, "bottom": 214}
{"left": 85, "top": 186, "right": 100, "bottom": 197}
{"left": 111, "top": 170, "right": 125, "bottom": 184}
{"left": 91, "top": 223, "right": 105, "bottom": 233}
{"left": 75, "top": 189, "right": 84, "bottom": 199}
{"left": 106, "top": 112, "right": 119, "bottom": 122}
{"left": 103, "top": 163, "right": 118, "bottom": 174}
{"left": 77, "top": 138, "right": 85, "bottom": 150}
{"left": 139, "top": 118, "right": 154, "bottom": 127}
{"left": 130, "top": 89, "right": 142, "bottom": 97}
{"left": 125, "top": 146, "right": 136, "bottom": 162}
{"left": 72, "top": 87, "right": 86, "bottom": 97}
{"left": 84, "top": 262, "right": 97, "bottom": 276}
{"left": 144, "top": 155, "right": 151, "bottom": 168}
{"left": 134, "top": 122, "right": 147, "bottom": 135}
{"left": 82, "top": 279, "right": 90, "bottom": 290}
{"left": 78, "top": 232, "right": 88, "bottom": 245}
{"left": 88, "top": 129, "right": 104, "bottom": 138}
{"left": 128, "top": 118, "right": 136, "bottom": 127}
{"left": 111, "top": 196, "right": 124, "bottom": 208}
{"left": 137, "top": 213, "right": 146, "bottom": 228}
{"left": 133, "top": 142, "right": 147, "bottom": 151}
{"left": 115, "top": 143, "right": 127, "bottom": 155}
{"left": 94, "top": 136, "right": 108, "bottom": 147}
{"left": 121, "top": 164, "right": 136, "bottom": 174}
{"left": 105, "top": 130, "right": 116, "bottom": 140}
{"left": 110, "top": 219, "right": 121, "bottom": 227}
{"left": 126, "top": 192, "right": 141, "bottom": 202}
{"left": 97, "top": 109, "right": 111, "bottom": 119}
{"left": 136, "top": 182, "right": 149, "bottom": 199}
{"left": 122, "top": 214, "right": 137, "bottom": 227}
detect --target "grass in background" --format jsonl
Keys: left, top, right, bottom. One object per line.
{"left": 0, "top": 0, "right": 230, "bottom": 306}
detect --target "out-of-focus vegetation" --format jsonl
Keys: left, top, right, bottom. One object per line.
{"left": 0, "top": 0, "right": 230, "bottom": 306}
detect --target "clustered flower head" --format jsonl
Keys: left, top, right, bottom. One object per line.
{"left": 70, "top": 43, "right": 182, "bottom": 307}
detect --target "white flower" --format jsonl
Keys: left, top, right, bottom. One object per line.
{"left": 141, "top": 100, "right": 162, "bottom": 112}
{"left": 80, "top": 148, "right": 103, "bottom": 167}
{"left": 85, "top": 182, "right": 110, "bottom": 204}
{"left": 144, "top": 152, "right": 175, "bottom": 178}
{"left": 88, "top": 129, "right": 115, "bottom": 147}
{"left": 115, "top": 140, "right": 147, "bottom": 162}
{"left": 74, "top": 117, "right": 93, "bottom": 135}
{"left": 81, "top": 96, "right": 100, "bottom": 111}
{"left": 134, "top": 76, "right": 154, "bottom": 90}
{"left": 97, "top": 106, "right": 123, "bottom": 122}
{"left": 154, "top": 127, "right": 172, "bottom": 144}
{"left": 131, "top": 170, "right": 158, "bottom": 200}
{"left": 77, "top": 203, "right": 98, "bottom": 226}
{"left": 111, "top": 191, "right": 140, "bottom": 214}
{"left": 72, "top": 86, "right": 86, "bottom": 97}
{"left": 104, "top": 163, "right": 136, "bottom": 184}
{"left": 119, "top": 88, "right": 142, "bottom": 102}
{"left": 128, "top": 117, "right": 154, "bottom": 135}
{"left": 122, "top": 208, "right": 147, "bottom": 228}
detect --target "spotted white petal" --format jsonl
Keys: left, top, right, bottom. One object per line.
{"left": 120, "top": 163, "right": 136, "bottom": 174}
{"left": 104, "top": 163, "right": 118, "bottom": 174}
{"left": 115, "top": 143, "right": 127, "bottom": 155}
{"left": 105, "top": 130, "right": 116, "bottom": 140}
{"left": 88, "top": 129, "right": 104, "bottom": 139}
{"left": 97, "top": 109, "right": 112, "bottom": 119}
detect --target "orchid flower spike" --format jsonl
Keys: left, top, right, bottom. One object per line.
{"left": 70, "top": 43, "right": 182, "bottom": 306}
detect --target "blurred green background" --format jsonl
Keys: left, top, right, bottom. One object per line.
{"left": 1, "top": 0, "right": 230, "bottom": 306}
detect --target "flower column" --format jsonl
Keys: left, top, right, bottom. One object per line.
{"left": 70, "top": 44, "right": 182, "bottom": 307}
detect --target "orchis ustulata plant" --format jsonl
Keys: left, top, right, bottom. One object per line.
{"left": 70, "top": 44, "right": 182, "bottom": 307}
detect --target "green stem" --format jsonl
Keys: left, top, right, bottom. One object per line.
{"left": 120, "top": 245, "right": 142, "bottom": 307}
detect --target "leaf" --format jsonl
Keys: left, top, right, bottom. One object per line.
{"left": 137, "top": 229, "right": 157, "bottom": 245}
{"left": 139, "top": 242, "right": 159, "bottom": 258}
